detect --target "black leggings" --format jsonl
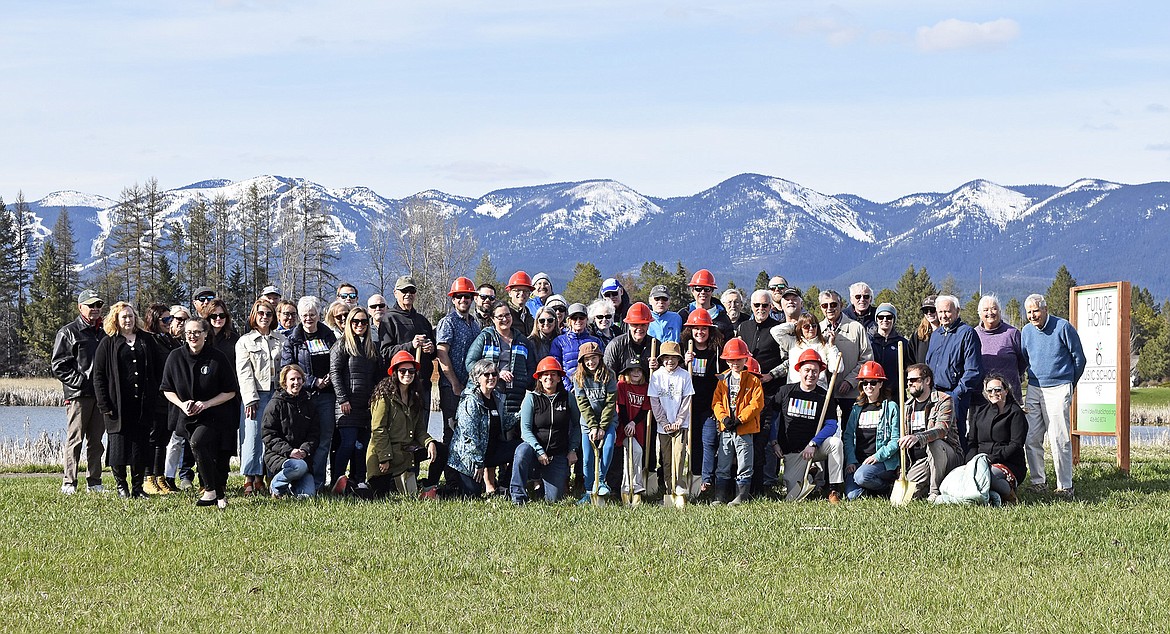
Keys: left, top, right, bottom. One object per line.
{"left": 190, "top": 425, "right": 232, "bottom": 499}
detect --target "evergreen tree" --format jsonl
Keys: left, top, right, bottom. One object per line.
{"left": 108, "top": 183, "right": 149, "bottom": 306}
{"left": 1137, "top": 326, "right": 1170, "bottom": 383}
{"left": 0, "top": 197, "right": 22, "bottom": 373}
{"left": 50, "top": 208, "right": 80, "bottom": 299}
{"left": 21, "top": 238, "right": 73, "bottom": 373}
{"left": 754, "top": 270, "right": 770, "bottom": 293}
{"left": 185, "top": 197, "right": 214, "bottom": 292}
{"left": 940, "top": 273, "right": 960, "bottom": 299}
{"left": 874, "top": 288, "right": 895, "bottom": 307}
{"left": 960, "top": 291, "right": 982, "bottom": 326}
{"left": 1045, "top": 265, "right": 1076, "bottom": 320}
{"left": 891, "top": 265, "right": 938, "bottom": 329}
{"left": 1004, "top": 297, "right": 1024, "bottom": 328}
{"left": 210, "top": 193, "right": 234, "bottom": 289}
{"left": 366, "top": 205, "right": 394, "bottom": 296}
{"left": 563, "top": 262, "right": 602, "bottom": 305}
{"left": 240, "top": 183, "right": 271, "bottom": 298}
{"left": 164, "top": 222, "right": 188, "bottom": 302}
{"left": 473, "top": 253, "right": 501, "bottom": 291}
{"left": 635, "top": 261, "right": 671, "bottom": 304}
{"left": 225, "top": 262, "right": 248, "bottom": 322}
{"left": 154, "top": 255, "right": 181, "bottom": 306}
{"left": 12, "top": 192, "right": 33, "bottom": 363}
{"left": 668, "top": 262, "right": 690, "bottom": 313}
{"left": 804, "top": 284, "right": 823, "bottom": 321}
{"left": 725, "top": 279, "right": 737, "bottom": 290}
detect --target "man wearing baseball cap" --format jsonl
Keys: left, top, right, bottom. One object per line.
{"left": 52, "top": 289, "right": 109, "bottom": 495}
{"left": 646, "top": 285, "right": 682, "bottom": 344}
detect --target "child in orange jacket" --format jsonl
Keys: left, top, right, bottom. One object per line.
{"left": 711, "top": 339, "right": 764, "bottom": 505}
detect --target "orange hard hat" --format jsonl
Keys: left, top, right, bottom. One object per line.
{"left": 506, "top": 271, "right": 534, "bottom": 290}
{"left": 720, "top": 337, "right": 750, "bottom": 360}
{"left": 745, "top": 356, "right": 762, "bottom": 376}
{"left": 856, "top": 360, "right": 887, "bottom": 381}
{"left": 624, "top": 302, "right": 652, "bottom": 325}
{"left": 688, "top": 269, "right": 717, "bottom": 288}
{"left": 793, "top": 348, "right": 825, "bottom": 371}
{"left": 388, "top": 350, "right": 418, "bottom": 375}
{"left": 532, "top": 356, "right": 565, "bottom": 379}
{"left": 684, "top": 310, "right": 713, "bottom": 327}
{"left": 447, "top": 277, "right": 476, "bottom": 297}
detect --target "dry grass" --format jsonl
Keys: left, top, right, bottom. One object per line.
{"left": 0, "top": 377, "right": 63, "bottom": 406}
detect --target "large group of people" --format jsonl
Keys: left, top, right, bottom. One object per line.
{"left": 50, "top": 266, "right": 1086, "bottom": 508}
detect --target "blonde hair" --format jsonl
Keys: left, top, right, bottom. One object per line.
{"left": 342, "top": 307, "right": 378, "bottom": 358}
{"left": 102, "top": 301, "right": 140, "bottom": 336}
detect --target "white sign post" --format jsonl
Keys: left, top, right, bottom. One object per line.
{"left": 1070, "top": 282, "right": 1130, "bottom": 473}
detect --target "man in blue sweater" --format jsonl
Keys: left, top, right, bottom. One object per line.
{"left": 1021, "top": 293, "right": 1086, "bottom": 500}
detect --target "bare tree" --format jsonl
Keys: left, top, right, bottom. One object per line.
{"left": 394, "top": 198, "right": 477, "bottom": 319}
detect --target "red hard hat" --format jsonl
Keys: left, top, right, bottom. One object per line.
{"left": 688, "top": 269, "right": 717, "bottom": 288}
{"left": 532, "top": 356, "right": 565, "bottom": 379}
{"left": 388, "top": 350, "right": 418, "bottom": 375}
{"left": 684, "top": 310, "right": 713, "bottom": 327}
{"left": 624, "top": 302, "right": 652, "bottom": 325}
{"left": 506, "top": 271, "right": 534, "bottom": 290}
{"left": 745, "top": 356, "right": 762, "bottom": 376}
{"left": 856, "top": 360, "right": 887, "bottom": 381}
{"left": 794, "top": 348, "right": 825, "bottom": 371}
{"left": 447, "top": 277, "right": 476, "bottom": 297}
{"left": 720, "top": 337, "right": 750, "bottom": 360}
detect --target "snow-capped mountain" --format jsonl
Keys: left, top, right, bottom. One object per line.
{"left": 20, "top": 173, "right": 1170, "bottom": 297}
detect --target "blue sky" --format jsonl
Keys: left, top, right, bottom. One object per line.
{"left": 4, "top": 0, "right": 1169, "bottom": 202}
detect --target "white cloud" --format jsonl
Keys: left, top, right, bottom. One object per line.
{"left": 792, "top": 7, "right": 862, "bottom": 47}
{"left": 915, "top": 18, "right": 1020, "bottom": 53}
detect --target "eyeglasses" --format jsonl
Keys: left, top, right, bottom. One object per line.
{"left": 602, "top": 291, "right": 619, "bottom": 298}
{"left": 195, "top": 295, "right": 215, "bottom": 302}
{"left": 538, "top": 318, "right": 557, "bottom": 324}
{"left": 859, "top": 380, "right": 883, "bottom": 387}
{"left": 820, "top": 302, "right": 839, "bottom": 309}
{"left": 161, "top": 315, "right": 174, "bottom": 324}
{"left": 493, "top": 313, "right": 512, "bottom": 321}
{"left": 477, "top": 294, "right": 495, "bottom": 301}
{"left": 173, "top": 316, "right": 187, "bottom": 324}
{"left": 801, "top": 324, "right": 817, "bottom": 330}
{"left": 454, "top": 294, "right": 475, "bottom": 301}
{"left": 906, "top": 376, "right": 924, "bottom": 383}
{"left": 397, "top": 367, "right": 417, "bottom": 375}
{"left": 553, "top": 306, "right": 567, "bottom": 313}
{"left": 84, "top": 301, "right": 105, "bottom": 309}
{"left": 751, "top": 303, "right": 769, "bottom": 308}
{"left": 568, "top": 314, "right": 587, "bottom": 321}
{"left": 876, "top": 315, "right": 894, "bottom": 321}
{"left": 256, "top": 311, "right": 273, "bottom": 318}
{"left": 368, "top": 303, "right": 387, "bottom": 310}
{"left": 854, "top": 294, "right": 871, "bottom": 300}
{"left": 692, "top": 286, "right": 713, "bottom": 293}
{"left": 332, "top": 313, "right": 347, "bottom": 321}
{"left": 208, "top": 312, "right": 227, "bottom": 320}
{"left": 985, "top": 386, "right": 1005, "bottom": 394}
{"left": 399, "top": 288, "right": 417, "bottom": 295}
{"left": 350, "top": 318, "right": 369, "bottom": 326}
{"left": 481, "top": 372, "right": 498, "bottom": 378}
{"left": 279, "top": 311, "right": 297, "bottom": 317}
{"left": 596, "top": 315, "right": 613, "bottom": 321}
{"left": 922, "top": 308, "right": 937, "bottom": 315}
{"left": 338, "top": 292, "right": 358, "bottom": 300}
{"left": 184, "top": 330, "right": 205, "bottom": 338}
{"left": 769, "top": 285, "right": 785, "bottom": 291}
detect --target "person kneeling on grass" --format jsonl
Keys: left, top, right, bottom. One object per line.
{"left": 648, "top": 342, "right": 695, "bottom": 500}
{"left": 449, "top": 358, "right": 520, "bottom": 497}
{"left": 262, "top": 365, "right": 320, "bottom": 498}
{"left": 367, "top": 351, "right": 434, "bottom": 497}
{"left": 897, "top": 363, "right": 961, "bottom": 502}
{"left": 710, "top": 339, "right": 763, "bottom": 505}
{"left": 573, "top": 341, "right": 618, "bottom": 502}
{"left": 511, "top": 357, "right": 581, "bottom": 505}
{"left": 771, "top": 349, "right": 845, "bottom": 503}
{"left": 966, "top": 373, "right": 1027, "bottom": 504}
{"left": 616, "top": 359, "right": 651, "bottom": 504}
{"left": 843, "top": 361, "right": 901, "bottom": 500}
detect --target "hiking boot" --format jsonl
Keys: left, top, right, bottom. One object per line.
{"left": 728, "top": 484, "right": 751, "bottom": 506}
{"left": 142, "top": 476, "right": 162, "bottom": 495}
{"left": 131, "top": 487, "right": 149, "bottom": 499}
{"left": 828, "top": 489, "right": 842, "bottom": 505}
{"left": 155, "top": 477, "right": 176, "bottom": 494}
{"left": 1054, "top": 487, "right": 1075, "bottom": 501}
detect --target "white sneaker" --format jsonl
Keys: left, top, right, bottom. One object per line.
{"left": 674, "top": 485, "right": 687, "bottom": 496}
{"left": 61, "top": 483, "right": 76, "bottom": 495}
{"left": 88, "top": 484, "right": 105, "bottom": 494}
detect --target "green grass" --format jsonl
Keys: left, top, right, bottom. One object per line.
{"left": 1131, "top": 386, "right": 1170, "bottom": 407}
{"left": 4, "top": 447, "right": 1170, "bottom": 632}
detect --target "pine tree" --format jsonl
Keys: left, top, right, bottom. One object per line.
{"left": 225, "top": 262, "right": 248, "bottom": 321}
{"left": 367, "top": 204, "right": 394, "bottom": 295}
{"left": 1137, "top": 326, "right": 1170, "bottom": 383}
{"left": 108, "top": 183, "right": 149, "bottom": 305}
{"left": 635, "top": 261, "right": 671, "bottom": 304}
{"left": 804, "top": 284, "right": 822, "bottom": 321}
{"left": 12, "top": 192, "right": 33, "bottom": 364}
{"left": 892, "top": 265, "right": 938, "bottom": 329}
{"left": 1004, "top": 297, "right": 1024, "bottom": 328}
{"left": 874, "top": 288, "right": 895, "bottom": 307}
{"left": 51, "top": 208, "right": 80, "bottom": 299}
{"left": 239, "top": 183, "right": 271, "bottom": 298}
{"left": 473, "top": 253, "right": 501, "bottom": 291}
{"left": 960, "top": 291, "right": 982, "bottom": 326}
{"left": 21, "top": 238, "right": 72, "bottom": 373}
{"left": 668, "top": 262, "right": 690, "bottom": 313}
{"left": 0, "top": 197, "right": 22, "bottom": 373}
{"left": 210, "top": 193, "right": 233, "bottom": 289}
{"left": 563, "top": 262, "right": 602, "bottom": 305}
{"left": 753, "top": 270, "right": 770, "bottom": 293}
{"left": 154, "top": 255, "right": 181, "bottom": 306}
{"left": 940, "top": 273, "right": 960, "bottom": 299}
{"left": 164, "top": 222, "right": 188, "bottom": 302}
{"left": 184, "top": 197, "right": 214, "bottom": 293}
{"left": 1045, "top": 265, "right": 1077, "bottom": 320}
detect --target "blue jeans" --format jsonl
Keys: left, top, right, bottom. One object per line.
{"left": 239, "top": 390, "right": 272, "bottom": 477}
{"left": 701, "top": 417, "right": 719, "bottom": 484}
{"left": 717, "top": 431, "right": 754, "bottom": 486}
{"left": 331, "top": 426, "right": 370, "bottom": 485}
{"left": 270, "top": 458, "right": 315, "bottom": 496}
{"left": 308, "top": 391, "right": 336, "bottom": 490}
{"left": 510, "top": 443, "right": 570, "bottom": 504}
{"left": 580, "top": 423, "right": 616, "bottom": 494}
{"left": 848, "top": 462, "right": 899, "bottom": 499}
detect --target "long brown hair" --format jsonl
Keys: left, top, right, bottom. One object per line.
{"left": 916, "top": 315, "right": 934, "bottom": 341}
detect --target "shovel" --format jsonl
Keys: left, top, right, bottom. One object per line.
{"left": 891, "top": 341, "right": 918, "bottom": 506}
{"left": 796, "top": 358, "right": 841, "bottom": 502}
{"left": 589, "top": 435, "right": 604, "bottom": 507}
{"left": 621, "top": 429, "right": 635, "bottom": 505}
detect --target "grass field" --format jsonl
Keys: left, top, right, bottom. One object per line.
{"left": 4, "top": 446, "right": 1170, "bottom": 633}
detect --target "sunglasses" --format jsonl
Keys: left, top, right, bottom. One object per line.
{"left": 477, "top": 294, "right": 495, "bottom": 300}
{"left": 859, "top": 380, "right": 883, "bottom": 387}
{"left": 399, "top": 288, "right": 417, "bottom": 295}
{"left": 338, "top": 292, "right": 358, "bottom": 299}
{"left": 184, "top": 330, "right": 205, "bottom": 337}
{"left": 481, "top": 372, "right": 498, "bottom": 378}
{"left": 985, "top": 386, "right": 1005, "bottom": 394}
{"left": 350, "top": 318, "right": 369, "bottom": 326}
{"left": 256, "top": 311, "right": 273, "bottom": 317}
{"left": 854, "top": 294, "right": 871, "bottom": 300}
{"left": 553, "top": 307, "right": 567, "bottom": 313}
{"left": 454, "top": 294, "right": 475, "bottom": 301}
{"left": 568, "top": 314, "right": 587, "bottom": 321}
{"left": 538, "top": 318, "right": 557, "bottom": 324}
{"left": 596, "top": 315, "right": 613, "bottom": 320}
{"left": 922, "top": 308, "right": 937, "bottom": 315}
{"left": 160, "top": 315, "right": 174, "bottom": 324}
{"left": 279, "top": 311, "right": 297, "bottom": 317}
{"left": 820, "top": 302, "right": 839, "bottom": 309}
{"left": 876, "top": 315, "right": 894, "bottom": 321}
{"left": 692, "top": 286, "right": 713, "bottom": 293}
{"left": 769, "top": 285, "right": 785, "bottom": 291}
{"left": 208, "top": 312, "right": 228, "bottom": 320}
{"left": 602, "top": 291, "right": 619, "bottom": 298}
{"left": 368, "top": 303, "right": 387, "bottom": 310}
{"left": 751, "top": 302, "right": 769, "bottom": 308}
{"left": 84, "top": 301, "right": 105, "bottom": 309}
{"left": 906, "top": 376, "right": 924, "bottom": 383}
{"left": 397, "top": 367, "right": 417, "bottom": 375}
{"left": 195, "top": 295, "right": 215, "bottom": 302}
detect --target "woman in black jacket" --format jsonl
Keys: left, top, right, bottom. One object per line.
{"left": 328, "top": 306, "right": 379, "bottom": 496}
{"left": 966, "top": 373, "right": 1027, "bottom": 503}
{"left": 281, "top": 296, "right": 337, "bottom": 492}
{"left": 262, "top": 364, "right": 320, "bottom": 498}
{"left": 93, "top": 302, "right": 162, "bottom": 498}
{"left": 161, "top": 316, "right": 239, "bottom": 508}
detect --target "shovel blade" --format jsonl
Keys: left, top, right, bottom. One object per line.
{"left": 890, "top": 477, "right": 916, "bottom": 506}
{"left": 794, "top": 481, "right": 817, "bottom": 502}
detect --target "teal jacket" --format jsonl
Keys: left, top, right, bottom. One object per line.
{"left": 843, "top": 400, "right": 901, "bottom": 471}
